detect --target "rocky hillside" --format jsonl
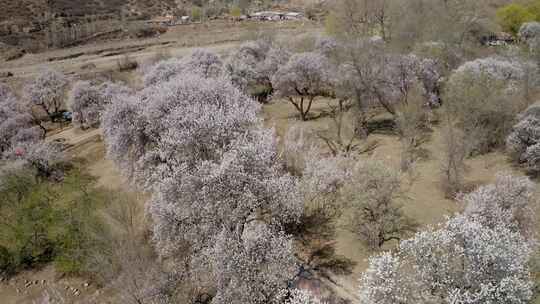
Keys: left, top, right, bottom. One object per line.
{"left": 0, "top": 0, "right": 177, "bottom": 23}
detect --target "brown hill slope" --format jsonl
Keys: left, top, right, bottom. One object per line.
{"left": 0, "top": 0, "right": 176, "bottom": 23}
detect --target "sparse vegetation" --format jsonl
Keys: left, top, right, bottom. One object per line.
{"left": 116, "top": 54, "right": 139, "bottom": 71}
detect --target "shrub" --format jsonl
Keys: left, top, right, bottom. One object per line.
{"left": 191, "top": 6, "right": 202, "bottom": 21}
{"left": 52, "top": 170, "right": 110, "bottom": 276}
{"left": 0, "top": 167, "right": 110, "bottom": 276}
{"left": 0, "top": 245, "right": 12, "bottom": 277}
{"left": 497, "top": 4, "right": 535, "bottom": 35}
{"left": 117, "top": 54, "right": 138, "bottom": 71}
{"left": 230, "top": 6, "right": 241, "bottom": 19}
{"left": 0, "top": 170, "right": 57, "bottom": 268}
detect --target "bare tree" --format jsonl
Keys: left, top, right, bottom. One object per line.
{"left": 341, "top": 161, "right": 416, "bottom": 250}
{"left": 394, "top": 85, "right": 432, "bottom": 172}
{"left": 440, "top": 120, "right": 469, "bottom": 199}
{"left": 316, "top": 99, "right": 378, "bottom": 156}
{"left": 328, "top": 0, "right": 391, "bottom": 40}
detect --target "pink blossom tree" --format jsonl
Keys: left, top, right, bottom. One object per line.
{"left": 225, "top": 40, "right": 290, "bottom": 103}
{"left": 102, "top": 72, "right": 302, "bottom": 303}
{"left": 211, "top": 225, "right": 297, "bottom": 304}
{"left": 462, "top": 173, "right": 537, "bottom": 238}
{"left": 142, "top": 49, "right": 223, "bottom": 86}
{"left": 359, "top": 214, "right": 534, "bottom": 304}
{"left": 69, "top": 81, "right": 132, "bottom": 129}
{"left": 183, "top": 49, "right": 223, "bottom": 78}
{"left": 507, "top": 103, "right": 540, "bottom": 174}
{"left": 0, "top": 85, "right": 43, "bottom": 156}
{"left": 142, "top": 57, "right": 185, "bottom": 87}
{"left": 24, "top": 69, "right": 69, "bottom": 122}
{"left": 272, "top": 52, "right": 334, "bottom": 121}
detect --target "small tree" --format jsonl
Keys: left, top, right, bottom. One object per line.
{"left": 337, "top": 40, "right": 441, "bottom": 135}
{"left": 226, "top": 40, "right": 271, "bottom": 91}
{"left": 69, "top": 81, "right": 104, "bottom": 129}
{"left": 0, "top": 88, "right": 43, "bottom": 156}
{"left": 444, "top": 58, "right": 532, "bottom": 154}
{"left": 289, "top": 151, "right": 358, "bottom": 275}
{"left": 272, "top": 52, "right": 333, "bottom": 121}
{"left": 24, "top": 69, "right": 69, "bottom": 122}
{"left": 342, "top": 161, "right": 416, "bottom": 250}
{"left": 18, "top": 142, "right": 67, "bottom": 182}
{"left": 225, "top": 40, "right": 289, "bottom": 103}
{"left": 69, "top": 81, "right": 131, "bottom": 129}
{"left": 316, "top": 99, "right": 378, "bottom": 156}
{"left": 183, "top": 49, "right": 223, "bottom": 79}
{"left": 440, "top": 117, "right": 469, "bottom": 198}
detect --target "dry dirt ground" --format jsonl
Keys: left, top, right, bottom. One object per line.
{"left": 0, "top": 20, "right": 539, "bottom": 303}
